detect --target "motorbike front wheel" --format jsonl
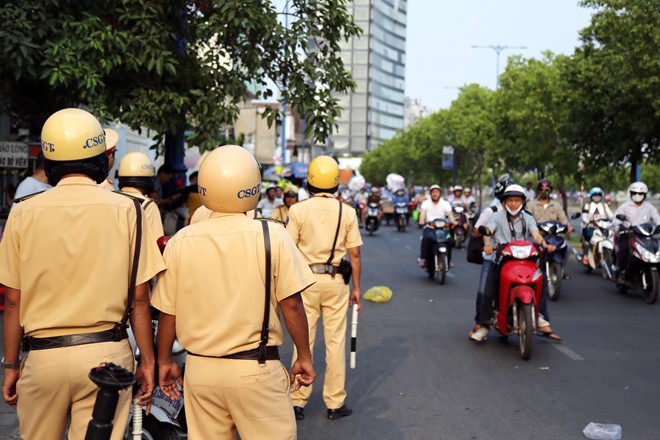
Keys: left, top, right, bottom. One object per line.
{"left": 601, "top": 249, "right": 613, "bottom": 280}
{"left": 517, "top": 303, "right": 534, "bottom": 360}
{"left": 642, "top": 268, "right": 659, "bottom": 304}
{"left": 547, "top": 261, "right": 563, "bottom": 301}
{"left": 437, "top": 254, "right": 447, "bottom": 285}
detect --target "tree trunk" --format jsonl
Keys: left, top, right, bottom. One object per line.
{"left": 629, "top": 155, "right": 638, "bottom": 183}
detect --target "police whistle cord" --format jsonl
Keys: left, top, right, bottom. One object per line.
{"left": 350, "top": 304, "right": 358, "bottom": 369}
{"left": 84, "top": 363, "right": 135, "bottom": 440}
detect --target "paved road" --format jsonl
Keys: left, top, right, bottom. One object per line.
{"left": 2, "top": 221, "right": 660, "bottom": 439}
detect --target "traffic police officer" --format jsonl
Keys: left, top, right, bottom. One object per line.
{"left": 152, "top": 145, "right": 317, "bottom": 439}
{"left": 287, "top": 156, "right": 363, "bottom": 420}
{"left": 0, "top": 108, "right": 165, "bottom": 440}
{"left": 117, "top": 151, "right": 165, "bottom": 241}
{"left": 271, "top": 185, "right": 299, "bottom": 223}
{"left": 99, "top": 127, "right": 119, "bottom": 191}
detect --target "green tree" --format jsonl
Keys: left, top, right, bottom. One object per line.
{"left": 563, "top": 0, "right": 660, "bottom": 183}
{"left": 495, "top": 53, "right": 578, "bottom": 209}
{"left": 0, "top": 0, "right": 360, "bottom": 152}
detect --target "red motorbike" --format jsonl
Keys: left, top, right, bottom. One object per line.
{"left": 480, "top": 227, "right": 544, "bottom": 360}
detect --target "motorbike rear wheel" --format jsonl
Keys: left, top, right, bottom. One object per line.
{"left": 517, "top": 303, "right": 534, "bottom": 360}
{"left": 398, "top": 215, "right": 407, "bottom": 232}
{"left": 642, "top": 268, "right": 659, "bottom": 304}
{"left": 547, "top": 262, "right": 563, "bottom": 301}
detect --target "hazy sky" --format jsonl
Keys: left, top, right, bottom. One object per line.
{"left": 405, "top": 0, "right": 595, "bottom": 110}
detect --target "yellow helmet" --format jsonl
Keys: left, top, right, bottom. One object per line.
{"left": 104, "top": 128, "right": 119, "bottom": 154}
{"left": 284, "top": 184, "right": 299, "bottom": 196}
{"left": 198, "top": 145, "right": 261, "bottom": 213}
{"left": 118, "top": 152, "right": 155, "bottom": 177}
{"left": 41, "top": 108, "right": 106, "bottom": 161}
{"left": 307, "top": 156, "right": 339, "bottom": 192}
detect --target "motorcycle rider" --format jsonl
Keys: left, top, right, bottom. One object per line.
{"left": 361, "top": 186, "right": 384, "bottom": 226}
{"left": 392, "top": 189, "right": 410, "bottom": 225}
{"left": 418, "top": 184, "right": 456, "bottom": 269}
{"left": 469, "top": 174, "right": 514, "bottom": 340}
{"left": 449, "top": 185, "right": 464, "bottom": 205}
{"left": 580, "top": 187, "right": 614, "bottom": 263}
{"left": 463, "top": 187, "right": 476, "bottom": 207}
{"left": 471, "top": 184, "right": 555, "bottom": 342}
{"left": 613, "top": 181, "right": 660, "bottom": 280}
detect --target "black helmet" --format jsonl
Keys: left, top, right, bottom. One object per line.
{"left": 537, "top": 179, "right": 553, "bottom": 192}
{"left": 494, "top": 173, "right": 516, "bottom": 200}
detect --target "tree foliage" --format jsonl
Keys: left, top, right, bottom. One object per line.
{"left": 0, "top": 0, "right": 361, "bottom": 152}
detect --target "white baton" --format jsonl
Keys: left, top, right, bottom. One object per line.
{"left": 350, "top": 304, "right": 358, "bottom": 369}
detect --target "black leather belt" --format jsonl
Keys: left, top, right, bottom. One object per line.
{"left": 188, "top": 346, "right": 280, "bottom": 361}
{"left": 309, "top": 264, "right": 339, "bottom": 275}
{"left": 22, "top": 327, "right": 128, "bottom": 352}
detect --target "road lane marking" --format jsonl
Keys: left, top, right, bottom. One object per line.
{"left": 552, "top": 344, "right": 585, "bottom": 361}
{"left": 405, "top": 246, "right": 412, "bottom": 250}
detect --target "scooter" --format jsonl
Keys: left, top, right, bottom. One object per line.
{"left": 364, "top": 202, "right": 381, "bottom": 236}
{"left": 574, "top": 219, "right": 615, "bottom": 280}
{"left": 125, "top": 309, "right": 187, "bottom": 440}
{"left": 537, "top": 221, "right": 569, "bottom": 301}
{"left": 451, "top": 202, "right": 469, "bottom": 249}
{"left": 479, "top": 227, "right": 544, "bottom": 360}
{"left": 425, "top": 218, "right": 452, "bottom": 285}
{"left": 614, "top": 215, "right": 660, "bottom": 304}
{"left": 394, "top": 202, "right": 409, "bottom": 232}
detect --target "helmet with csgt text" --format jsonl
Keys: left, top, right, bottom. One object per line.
{"left": 118, "top": 152, "right": 155, "bottom": 177}
{"left": 307, "top": 155, "right": 340, "bottom": 193}
{"left": 104, "top": 128, "right": 119, "bottom": 154}
{"left": 502, "top": 184, "right": 526, "bottom": 200}
{"left": 41, "top": 108, "right": 107, "bottom": 161}
{"left": 198, "top": 145, "right": 261, "bottom": 213}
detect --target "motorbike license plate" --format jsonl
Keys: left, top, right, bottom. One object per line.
{"left": 152, "top": 386, "right": 184, "bottom": 418}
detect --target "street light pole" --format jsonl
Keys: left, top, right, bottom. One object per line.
{"left": 471, "top": 44, "right": 527, "bottom": 89}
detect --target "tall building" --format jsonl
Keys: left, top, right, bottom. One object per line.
{"left": 404, "top": 97, "right": 430, "bottom": 128}
{"left": 331, "top": 0, "right": 407, "bottom": 155}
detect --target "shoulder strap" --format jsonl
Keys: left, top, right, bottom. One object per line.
{"left": 258, "top": 220, "right": 272, "bottom": 364}
{"left": 326, "top": 200, "right": 343, "bottom": 266}
{"left": 13, "top": 190, "right": 47, "bottom": 204}
{"left": 142, "top": 199, "right": 154, "bottom": 210}
{"left": 120, "top": 197, "right": 143, "bottom": 330}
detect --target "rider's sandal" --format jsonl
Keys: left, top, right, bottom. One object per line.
{"left": 537, "top": 327, "right": 562, "bottom": 341}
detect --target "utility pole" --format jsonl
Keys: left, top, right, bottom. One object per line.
{"left": 471, "top": 44, "right": 527, "bottom": 89}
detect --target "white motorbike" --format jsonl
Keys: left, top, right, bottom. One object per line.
{"left": 575, "top": 219, "right": 615, "bottom": 280}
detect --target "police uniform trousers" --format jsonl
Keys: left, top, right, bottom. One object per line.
{"left": 291, "top": 273, "right": 349, "bottom": 409}
{"left": 184, "top": 355, "right": 295, "bottom": 440}
{"left": 16, "top": 340, "right": 134, "bottom": 440}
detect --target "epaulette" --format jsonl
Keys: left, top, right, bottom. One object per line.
{"left": 13, "top": 190, "right": 47, "bottom": 204}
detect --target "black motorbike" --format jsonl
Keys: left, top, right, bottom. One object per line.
{"left": 538, "top": 221, "right": 569, "bottom": 301}
{"left": 614, "top": 215, "right": 660, "bottom": 304}
{"left": 424, "top": 218, "right": 452, "bottom": 285}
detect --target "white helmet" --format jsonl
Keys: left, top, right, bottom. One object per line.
{"left": 198, "top": 145, "right": 261, "bottom": 213}
{"left": 429, "top": 184, "right": 441, "bottom": 192}
{"left": 502, "top": 184, "right": 526, "bottom": 200}
{"left": 453, "top": 185, "right": 463, "bottom": 192}
{"left": 629, "top": 181, "right": 648, "bottom": 203}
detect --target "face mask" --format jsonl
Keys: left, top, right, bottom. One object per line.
{"left": 539, "top": 189, "right": 550, "bottom": 199}
{"left": 506, "top": 205, "right": 523, "bottom": 216}
{"left": 591, "top": 196, "right": 602, "bottom": 203}
{"left": 632, "top": 193, "right": 645, "bottom": 203}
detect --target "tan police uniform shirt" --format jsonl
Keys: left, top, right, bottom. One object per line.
{"left": 190, "top": 205, "right": 258, "bottom": 224}
{"left": 526, "top": 199, "right": 569, "bottom": 224}
{"left": 270, "top": 205, "right": 290, "bottom": 223}
{"left": 99, "top": 177, "right": 114, "bottom": 191}
{"left": 152, "top": 213, "right": 316, "bottom": 356}
{"left": 287, "top": 193, "right": 363, "bottom": 265}
{"left": 0, "top": 176, "right": 166, "bottom": 338}
{"left": 119, "top": 186, "right": 165, "bottom": 240}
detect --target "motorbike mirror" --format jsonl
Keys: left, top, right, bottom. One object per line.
{"left": 616, "top": 214, "right": 627, "bottom": 221}
{"left": 571, "top": 212, "right": 581, "bottom": 220}
{"left": 478, "top": 226, "right": 491, "bottom": 236}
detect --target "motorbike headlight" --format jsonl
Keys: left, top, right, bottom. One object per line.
{"left": 509, "top": 244, "right": 533, "bottom": 259}
{"left": 439, "top": 246, "right": 447, "bottom": 252}
{"left": 637, "top": 246, "right": 659, "bottom": 263}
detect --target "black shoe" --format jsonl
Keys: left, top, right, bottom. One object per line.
{"left": 293, "top": 406, "right": 305, "bottom": 420}
{"left": 327, "top": 405, "right": 352, "bottom": 420}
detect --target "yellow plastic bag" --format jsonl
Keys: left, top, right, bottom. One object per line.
{"left": 364, "top": 286, "right": 393, "bottom": 303}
